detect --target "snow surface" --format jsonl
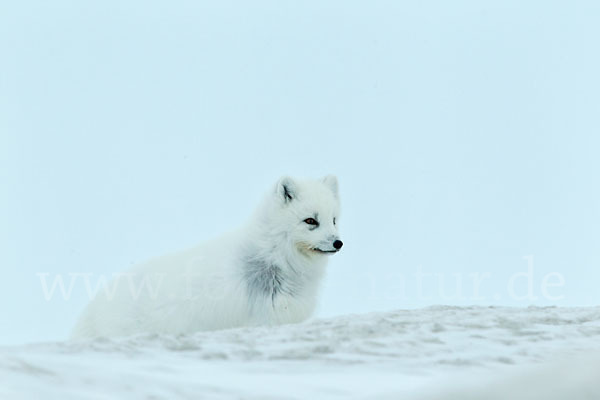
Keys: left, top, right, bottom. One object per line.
{"left": 2, "top": 306, "right": 600, "bottom": 399}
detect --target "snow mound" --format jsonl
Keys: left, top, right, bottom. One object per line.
{"left": 2, "top": 306, "right": 600, "bottom": 399}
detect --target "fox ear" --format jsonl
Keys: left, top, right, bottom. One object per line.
{"left": 322, "top": 175, "right": 339, "bottom": 198}
{"left": 276, "top": 176, "right": 297, "bottom": 203}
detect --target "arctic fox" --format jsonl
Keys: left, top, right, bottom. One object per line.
{"left": 71, "top": 175, "right": 342, "bottom": 339}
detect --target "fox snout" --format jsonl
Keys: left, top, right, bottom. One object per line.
{"left": 309, "top": 238, "right": 344, "bottom": 254}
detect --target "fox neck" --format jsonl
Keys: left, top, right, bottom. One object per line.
{"left": 240, "top": 225, "right": 328, "bottom": 306}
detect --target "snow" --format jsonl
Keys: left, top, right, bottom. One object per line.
{"left": 2, "top": 306, "right": 600, "bottom": 399}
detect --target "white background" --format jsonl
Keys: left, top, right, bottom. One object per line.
{"left": 1, "top": 0, "right": 599, "bottom": 344}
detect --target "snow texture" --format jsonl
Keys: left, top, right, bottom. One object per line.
{"left": 2, "top": 306, "right": 600, "bottom": 399}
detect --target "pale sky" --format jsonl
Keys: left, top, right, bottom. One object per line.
{"left": 1, "top": 0, "right": 599, "bottom": 345}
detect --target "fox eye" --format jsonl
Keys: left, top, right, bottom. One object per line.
{"left": 304, "top": 218, "right": 318, "bottom": 226}
{"left": 333, "top": 218, "right": 336, "bottom": 226}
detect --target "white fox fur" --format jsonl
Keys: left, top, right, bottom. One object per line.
{"left": 71, "top": 175, "right": 342, "bottom": 338}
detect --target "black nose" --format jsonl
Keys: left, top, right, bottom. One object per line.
{"left": 333, "top": 240, "right": 343, "bottom": 250}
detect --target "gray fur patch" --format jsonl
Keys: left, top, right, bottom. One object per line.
{"left": 243, "top": 256, "right": 295, "bottom": 306}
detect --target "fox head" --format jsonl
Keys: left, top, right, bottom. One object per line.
{"left": 270, "top": 175, "right": 343, "bottom": 257}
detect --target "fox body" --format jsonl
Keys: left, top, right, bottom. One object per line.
{"left": 72, "top": 175, "right": 342, "bottom": 338}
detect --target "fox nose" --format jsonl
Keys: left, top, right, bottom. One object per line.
{"left": 333, "top": 240, "right": 343, "bottom": 250}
